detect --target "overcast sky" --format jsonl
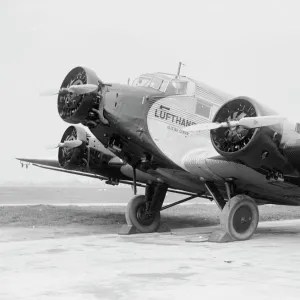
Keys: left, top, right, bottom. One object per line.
{"left": 1, "top": 0, "right": 300, "bottom": 183}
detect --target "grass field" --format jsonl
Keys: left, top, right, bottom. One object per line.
{"left": 2, "top": 203, "right": 300, "bottom": 228}
{"left": 1, "top": 186, "right": 300, "bottom": 229}
{"left": 0, "top": 186, "right": 190, "bottom": 204}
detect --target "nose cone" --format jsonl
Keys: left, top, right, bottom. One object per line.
{"left": 57, "top": 66, "right": 102, "bottom": 124}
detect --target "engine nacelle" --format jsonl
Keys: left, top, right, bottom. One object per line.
{"left": 283, "top": 140, "right": 300, "bottom": 171}
{"left": 58, "top": 125, "right": 125, "bottom": 179}
{"left": 57, "top": 67, "right": 102, "bottom": 125}
{"left": 58, "top": 125, "right": 88, "bottom": 170}
{"left": 210, "top": 96, "right": 293, "bottom": 175}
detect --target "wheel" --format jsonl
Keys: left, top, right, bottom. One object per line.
{"left": 220, "top": 194, "right": 259, "bottom": 241}
{"left": 126, "top": 195, "right": 160, "bottom": 233}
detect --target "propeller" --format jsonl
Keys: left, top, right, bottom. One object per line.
{"left": 46, "top": 140, "right": 83, "bottom": 150}
{"left": 40, "top": 83, "right": 99, "bottom": 96}
{"left": 185, "top": 115, "right": 287, "bottom": 134}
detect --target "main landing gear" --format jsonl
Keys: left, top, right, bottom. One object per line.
{"left": 125, "top": 183, "right": 167, "bottom": 233}
{"left": 125, "top": 182, "right": 200, "bottom": 233}
{"left": 205, "top": 181, "right": 259, "bottom": 241}
{"left": 124, "top": 179, "right": 259, "bottom": 241}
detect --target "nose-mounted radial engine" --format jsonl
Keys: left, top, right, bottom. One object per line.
{"left": 57, "top": 66, "right": 109, "bottom": 128}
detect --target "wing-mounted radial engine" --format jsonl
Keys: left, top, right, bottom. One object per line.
{"left": 58, "top": 125, "right": 126, "bottom": 179}
{"left": 209, "top": 97, "right": 295, "bottom": 178}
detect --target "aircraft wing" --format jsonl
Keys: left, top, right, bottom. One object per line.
{"left": 181, "top": 151, "right": 300, "bottom": 206}
{"left": 17, "top": 158, "right": 200, "bottom": 196}
{"left": 17, "top": 157, "right": 128, "bottom": 184}
{"left": 16, "top": 158, "right": 60, "bottom": 168}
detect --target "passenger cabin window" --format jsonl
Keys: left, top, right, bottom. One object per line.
{"left": 195, "top": 100, "right": 211, "bottom": 119}
{"left": 165, "top": 80, "right": 188, "bottom": 95}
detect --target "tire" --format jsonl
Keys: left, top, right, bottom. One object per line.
{"left": 220, "top": 194, "right": 259, "bottom": 241}
{"left": 126, "top": 195, "right": 160, "bottom": 233}
{"left": 125, "top": 200, "right": 133, "bottom": 226}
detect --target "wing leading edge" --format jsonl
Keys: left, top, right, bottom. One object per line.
{"left": 16, "top": 158, "right": 201, "bottom": 197}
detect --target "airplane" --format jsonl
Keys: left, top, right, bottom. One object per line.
{"left": 20, "top": 63, "right": 300, "bottom": 241}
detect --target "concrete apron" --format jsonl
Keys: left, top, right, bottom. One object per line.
{"left": 1, "top": 220, "right": 300, "bottom": 300}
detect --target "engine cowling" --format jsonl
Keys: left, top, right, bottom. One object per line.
{"left": 210, "top": 96, "right": 293, "bottom": 174}
{"left": 58, "top": 125, "right": 126, "bottom": 179}
{"left": 58, "top": 125, "right": 88, "bottom": 170}
{"left": 57, "top": 67, "right": 102, "bottom": 125}
{"left": 283, "top": 140, "right": 300, "bottom": 171}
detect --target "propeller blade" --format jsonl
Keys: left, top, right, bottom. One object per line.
{"left": 57, "top": 140, "right": 83, "bottom": 149}
{"left": 46, "top": 140, "right": 83, "bottom": 149}
{"left": 185, "top": 115, "right": 286, "bottom": 135}
{"left": 67, "top": 84, "right": 98, "bottom": 94}
{"left": 39, "top": 88, "right": 60, "bottom": 96}
{"left": 40, "top": 84, "right": 98, "bottom": 97}
{"left": 238, "top": 115, "right": 286, "bottom": 128}
{"left": 185, "top": 122, "right": 224, "bottom": 132}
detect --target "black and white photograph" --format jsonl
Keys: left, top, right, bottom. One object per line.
{"left": 1, "top": 0, "right": 300, "bottom": 299}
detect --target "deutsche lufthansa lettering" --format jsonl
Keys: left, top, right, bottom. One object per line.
{"left": 154, "top": 109, "right": 196, "bottom": 127}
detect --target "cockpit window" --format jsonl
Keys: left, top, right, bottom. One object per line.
{"left": 132, "top": 76, "right": 164, "bottom": 91}
{"left": 132, "top": 75, "right": 188, "bottom": 95}
{"left": 159, "top": 80, "right": 169, "bottom": 92}
{"left": 149, "top": 77, "right": 163, "bottom": 90}
{"left": 132, "top": 76, "right": 152, "bottom": 87}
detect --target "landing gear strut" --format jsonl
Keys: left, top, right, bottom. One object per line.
{"left": 125, "top": 183, "right": 168, "bottom": 233}
{"left": 205, "top": 181, "right": 259, "bottom": 241}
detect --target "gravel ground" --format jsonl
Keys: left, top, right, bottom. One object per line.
{"left": 1, "top": 204, "right": 300, "bottom": 228}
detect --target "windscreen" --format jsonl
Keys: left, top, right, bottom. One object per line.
{"left": 132, "top": 76, "right": 188, "bottom": 95}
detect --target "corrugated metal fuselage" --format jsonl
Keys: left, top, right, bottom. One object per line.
{"left": 88, "top": 79, "right": 300, "bottom": 205}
